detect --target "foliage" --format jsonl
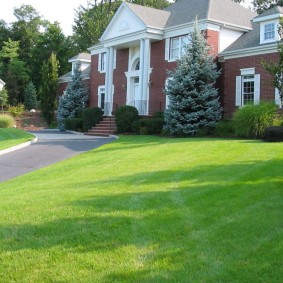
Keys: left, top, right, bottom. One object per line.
{"left": 40, "top": 53, "right": 59, "bottom": 125}
{"left": 262, "top": 18, "right": 283, "bottom": 107}
{"left": 213, "top": 120, "right": 235, "bottom": 138}
{"left": 64, "top": 118, "right": 83, "bottom": 132}
{"left": 115, "top": 105, "right": 139, "bottom": 133}
{"left": 0, "top": 87, "right": 9, "bottom": 114}
{"left": 8, "top": 104, "right": 25, "bottom": 118}
{"left": 264, "top": 126, "right": 283, "bottom": 142}
{"left": 0, "top": 136, "right": 282, "bottom": 282}
{"left": 164, "top": 21, "right": 222, "bottom": 136}
{"left": 24, "top": 82, "right": 37, "bottom": 110}
{"left": 0, "top": 115, "right": 15, "bottom": 128}
{"left": 82, "top": 107, "right": 103, "bottom": 132}
{"left": 57, "top": 63, "right": 89, "bottom": 131}
{"left": 233, "top": 102, "right": 280, "bottom": 139}
{"left": 251, "top": 0, "right": 283, "bottom": 13}
{"left": 133, "top": 113, "right": 164, "bottom": 135}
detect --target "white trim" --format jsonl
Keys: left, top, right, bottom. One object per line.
{"left": 275, "top": 88, "right": 282, "bottom": 108}
{"left": 235, "top": 76, "right": 242, "bottom": 106}
{"left": 240, "top": 68, "right": 255, "bottom": 76}
{"left": 253, "top": 13, "right": 283, "bottom": 23}
{"left": 260, "top": 20, "right": 280, "bottom": 44}
{"left": 219, "top": 43, "right": 278, "bottom": 60}
{"left": 254, "top": 74, "right": 260, "bottom": 105}
{"left": 98, "top": 85, "right": 106, "bottom": 110}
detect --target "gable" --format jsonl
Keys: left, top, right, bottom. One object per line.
{"left": 100, "top": 3, "right": 146, "bottom": 42}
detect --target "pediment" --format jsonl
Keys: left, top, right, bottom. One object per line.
{"left": 100, "top": 3, "right": 146, "bottom": 42}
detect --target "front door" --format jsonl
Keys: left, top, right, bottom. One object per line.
{"left": 133, "top": 77, "right": 142, "bottom": 114}
{"left": 99, "top": 87, "right": 106, "bottom": 113}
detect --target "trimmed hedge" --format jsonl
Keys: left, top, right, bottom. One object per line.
{"left": 82, "top": 107, "right": 103, "bottom": 132}
{"left": 65, "top": 118, "right": 83, "bottom": 132}
{"left": 115, "top": 105, "right": 139, "bottom": 133}
{"left": 264, "top": 126, "right": 283, "bottom": 142}
{"left": 133, "top": 116, "right": 164, "bottom": 135}
{"left": 0, "top": 115, "right": 15, "bottom": 128}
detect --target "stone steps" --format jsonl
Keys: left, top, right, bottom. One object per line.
{"left": 85, "top": 117, "right": 117, "bottom": 136}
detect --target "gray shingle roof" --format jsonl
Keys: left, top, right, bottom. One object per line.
{"left": 125, "top": 2, "right": 170, "bottom": 29}
{"left": 69, "top": 53, "right": 91, "bottom": 62}
{"left": 164, "top": 0, "right": 256, "bottom": 29}
{"left": 59, "top": 66, "right": 91, "bottom": 82}
{"left": 254, "top": 5, "right": 283, "bottom": 20}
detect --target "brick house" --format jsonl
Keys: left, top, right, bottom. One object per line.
{"left": 59, "top": 0, "right": 282, "bottom": 118}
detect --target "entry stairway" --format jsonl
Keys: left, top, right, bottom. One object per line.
{"left": 85, "top": 116, "right": 117, "bottom": 137}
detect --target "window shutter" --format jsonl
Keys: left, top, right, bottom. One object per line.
{"left": 98, "top": 54, "right": 102, "bottom": 72}
{"left": 165, "top": 38, "right": 170, "bottom": 61}
{"left": 235, "top": 76, "right": 242, "bottom": 106}
{"left": 254, "top": 74, "right": 260, "bottom": 105}
{"left": 275, "top": 88, "right": 281, "bottom": 107}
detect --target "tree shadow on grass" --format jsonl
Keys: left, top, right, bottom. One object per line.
{"left": 0, "top": 159, "right": 282, "bottom": 281}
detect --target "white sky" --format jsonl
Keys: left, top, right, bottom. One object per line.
{"left": 0, "top": 0, "right": 90, "bottom": 35}
{"left": 0, "top": 0, "right": 254, "bottom": 36}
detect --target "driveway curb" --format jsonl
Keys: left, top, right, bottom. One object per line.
{"left": 0, "top": 137, "right": 38, "bottom": 156}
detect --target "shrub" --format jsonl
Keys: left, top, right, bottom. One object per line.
{"left": 213, "top": 120, "right": 235, "bottom": 137}
{"left": 233, "top": 102, "right": 280, "bottom": 139}
{"left": 264, "top": 126, "right": 283, "bottom": 142}
{"left": 133, "top": 116, "right": 164, "bottom": 135}
{"left": 82, "top": 107, "right": 103, "bottom": 132}
{"left": 24, "top": 82, "right": 37, "bottom": 110}
{"left": 0, "top": 115, "right": 15, "bottom": 128}
{"left": 49, "top": 121, "right": 58, "bottom": 129}
{"left": 115, "top": 105, "right": 139, "bottom": 133}
{"left": 8, "top": 104, "right": 25, "bottom": 119}
{"left": 65, "top": 118, "right": 83, "bottom": 132}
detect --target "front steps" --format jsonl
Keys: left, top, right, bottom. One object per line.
{"left": 85, "top": 117, "right": 117, "bottom": 137}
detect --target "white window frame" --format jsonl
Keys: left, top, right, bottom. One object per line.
{"left": 98, "top": 85, "right": 106, "bottom": 110}
{"left": 168, "top": 35, "right": 190, "bottom": 61}
{"left": 165, "top": 77, "right": 173, "bottom": 109}
{"left": 98, "top": 52, "right": 107, "bottom": 73}
{"left": 236, "top": 68, "right": 260, "bottom": 106}
{"left": 260, "top": 20, "right": 280, "bottom": 44}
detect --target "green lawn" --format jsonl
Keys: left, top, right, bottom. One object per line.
{"left": 0, "top": 128, "right": 35, "bottom": 151}
{"left": 0, "top": 136, "right": 282, "bottom": 282}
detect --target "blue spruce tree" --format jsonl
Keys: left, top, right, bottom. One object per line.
{"left": 164, "top": 22, "right": 222, "bottom": 136}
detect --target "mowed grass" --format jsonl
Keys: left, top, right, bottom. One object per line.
{"left": 0, "top": 128, "right": 35, "bottom": 151}
{"left": 0, "top": 136, "right": 282, "bottom": 282}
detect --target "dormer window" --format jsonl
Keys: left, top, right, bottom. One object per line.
{"left": 264, "top": 23, "right": 275, "bottom": 41}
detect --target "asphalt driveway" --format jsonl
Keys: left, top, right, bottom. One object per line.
{"left": 0, "top": 130, "right": 115, "bottom": 183}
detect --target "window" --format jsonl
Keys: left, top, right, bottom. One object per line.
{"left": 242, "top": 75, "right": 255, "bottom": 105}
{"left": 169, "top": 36, "right": 190, "bottom": 60}
{"left": 165, "top": 77, "right": 173, "bottom": 109}
{"left": 264, "top": 23, "right": 275, "bottom": 41}
{"left": 98, "top": 52, "right": 107, "bottom": 72}
{"left": 98, "top": 86, "right": 106, "bottom": 111}
{"left": 236, "top": 68, "right": 260, "bottom": 106}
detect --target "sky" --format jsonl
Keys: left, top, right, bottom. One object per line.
{"left": 0, "top": 0, "right": 90, "bottom": 35}
{"left": 0, "top": 0, "right": 253, "bottom": 36}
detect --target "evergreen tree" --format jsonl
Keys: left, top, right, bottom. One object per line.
{"left": 0, "top": 87, "right": 9, "bottom": 114}
{"left": 57, "top": 62, "right": 89, "bottom": 131}
{"left": 24, "top": 82, "right": 37, "bottom": 110}
{"left": 40, "top": 53, "right": 59, "bottom": 125}
{"left": 164, "top": 22, "right": 222, "bottom": 136}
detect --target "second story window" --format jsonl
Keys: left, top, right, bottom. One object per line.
{"left": 99, "top": 52, "right": 107, "bottom": 72}
{"left": 264, "top": 23, "right": 275, "bottom": 41}
{"left": 169, "top": 35, "right": 190, "bottom": 61}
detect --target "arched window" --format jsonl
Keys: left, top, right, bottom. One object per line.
{"left": 135, "top": 60, "right": 140, "bottom": 71}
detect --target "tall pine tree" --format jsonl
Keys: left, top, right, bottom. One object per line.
{"left": 164, "top": 22, "right": 222, "bottom": 136}
{"left": 57, "top": 62, "right": 89, "bottom": 131}
{"left": 40, "top": 53, "right": 59, "bottom": 125}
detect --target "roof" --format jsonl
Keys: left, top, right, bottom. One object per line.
{"left": 221, "top": 5, "right": 282, "bottom": 53}
{"left": 68, "top": 53, "right": 91, "bottom": 62}
{"left": 59, "top": 66, "right": 91, "bottom": 83}
{"left": 125, "top": 2, "right": 170, "bottom": 29}
{"left": 254, "top": 5, "right": 283, "bottom": 20}
{"left": 164, "top": 0, "right": 256, "bottom": 29}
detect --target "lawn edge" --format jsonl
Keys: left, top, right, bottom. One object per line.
{"left": 0, "top": 136, "right": 38, "bottom": 156}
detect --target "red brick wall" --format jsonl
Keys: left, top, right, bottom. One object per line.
{"left": 58, "top": 82, "right": 68, "bottom": 96}
{"left": 220, "top": 52, "right": 279, "bottom": 118}
{"left": 205, "top": 29, "right": 219, "bottom": 57}
{"left": 89, "top": 55, "right": 106, "bottom": 108}
{"left": 150, "top": 40, "right": 177, "bottom": 114}
{"left": 113, "top": 48, "right": 129, "bottom": 111}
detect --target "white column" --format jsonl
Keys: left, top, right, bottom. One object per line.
{"left": 105, "top": 46, "right": 114, "bottom": 116}
{"left": 143, "top": 38, "right": 150, "bottom": 115}
{"left": 139, "top": 39, "right": 145, "bottom": 105}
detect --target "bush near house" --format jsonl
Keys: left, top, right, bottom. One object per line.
{"left": 65, "top": 118, "right": 83, "bottom": 132}
{"left": 82, "top": 107, "right": 103, "bottom": 132}
{"left": 233, "top": 102, "right": 280, "bottom": 139}
{"left": 115, "top": 105, "right": 139, "bottom": 133}
{"left": 0, "top": 115, "right": 15, "bottom": 128}
{"left": 133, "top": 112, "right": 164, "bottom": 135}
{"left": 264, "top": 126, "right": 283, "bottom": 142}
